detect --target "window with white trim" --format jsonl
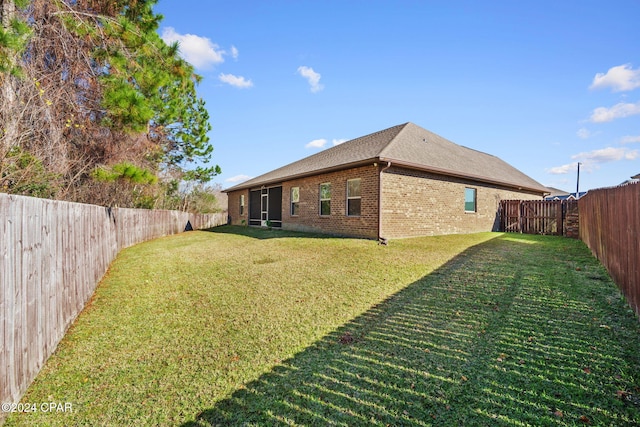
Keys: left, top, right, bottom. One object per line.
{"left": 347, "top": 178, "right": 361, "bottom": 216}
{"left": 290, "top": 187, "right": 300, "bottom": 216}
{"left": 464, "top": 187, "right": 477, "bottom": 212}
{"left": 239, "top": 194, "right": 245, "bottom": 215}
{"left": 319, "top": 183, "right": 331, "bottom": 216}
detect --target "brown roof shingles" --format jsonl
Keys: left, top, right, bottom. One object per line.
{"left": 225, "top": 122, "right": 548, "bottom": 194}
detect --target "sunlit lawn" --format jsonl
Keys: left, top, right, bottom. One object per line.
{"left": 6, "top": 227, "right": 640, "bottom": 426}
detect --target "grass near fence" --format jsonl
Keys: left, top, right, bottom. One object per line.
{"left": 6, "top": 227, "right": 640, "bottom": 426}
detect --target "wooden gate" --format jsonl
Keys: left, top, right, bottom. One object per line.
{"left": 499, "top": 200, "right": 578, "bottom": 236}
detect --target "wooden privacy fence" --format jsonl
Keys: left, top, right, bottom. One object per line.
{"left": 0, "top": 193, "right": 227, "bottom": 412}
{"left": 499, "top": 199, "right": 579, "bottom": 237}
{"left": 579, "top": 182, "right": 640, "bottom": 320}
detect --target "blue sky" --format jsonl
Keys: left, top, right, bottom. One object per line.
{"left": 153, "top": 0, "right": 640, "bottom": 193}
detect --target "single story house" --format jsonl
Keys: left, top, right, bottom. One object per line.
{"left": 544, "top": 187, "right": 588, "bottom": 201}
{"left": 620, "top": 173, "right": 640, "bottom": 186}
{"left": 224, "top": 122, "right": 548, "bottom": 240}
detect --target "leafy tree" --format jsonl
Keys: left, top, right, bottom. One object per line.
{"left": 92, "top": 162, "right": 158, "bottom": 185}
{"left": 0, "top": 0, "right": 31, "bottom": 165}
{"left": 0, "top": 0, "right": 31, "bottom": 75}
{"left": 91, "top": 162, "right": 158, "bottom": 207}
{"left": 1, "top": 146, "right": 59, "bottom": 198}
{"left": 0, "top": 0, "right": 221, "bottom": 210}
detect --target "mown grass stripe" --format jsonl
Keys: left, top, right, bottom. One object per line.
{"left": 6, "top": 228, "right": 640, "bottom": 426}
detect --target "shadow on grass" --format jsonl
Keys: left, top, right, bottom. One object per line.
{"left": 184, "top": 234, "right": 640, "bottom": 426}
{"left": 206, "top": 225, "right": 352, "bottom": 240}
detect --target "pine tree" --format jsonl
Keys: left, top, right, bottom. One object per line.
{"left": 0, "top": 0, "right": 221, "bottom": 209}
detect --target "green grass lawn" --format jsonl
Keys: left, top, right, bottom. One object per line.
{"left": 6, "top": 227, "right": 640, "bottom": 426}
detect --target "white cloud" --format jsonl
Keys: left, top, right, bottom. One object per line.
{"left": 590, "top": 64, "right": 640, "bottom": 92}
{"left": 547, "top": 163, "right": 578, "bottom": 175}
{"left": 548, "top": 147, "right": 638, "bottom": 175}
{"left": 572, "top": 146, "right": 638, "bottom": 163}
{"left": 161, "top": 27, "right": 225, "bottom": 69}
{"left": 621, "top": 135, "right": 640, "bottom": 144}
{"left": 225, "top": 174, "right": 252, "bottom": 183}
{"left": 230, "top": 45, "right": 239, "bottom": 60}
{"left": 297, "top": 66, "right": 324, "bottom": 93}
{"left": 305, "top": 138, "right": 345, "bottom": 149}
{"left": 305, "top": 138, "right": 327, "bottom": 149}
{"left": 219, "top": 73, "right": 253, "bottom": 88}
{"left": 576, "top": 128, "right": 591, "bottom": 139}
{"left": 589, "top": 101, "right": 640, "bottom": 123}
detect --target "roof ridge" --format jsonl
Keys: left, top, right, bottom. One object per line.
{"left": 458, "top": 143, "right": 500, "bottom": 159}
{"left": 223, "top": 121, "right": 548, "bottom": 194}
{"left": 287, "top": 121, "right": 407, "bottom": 163}
{"left": 377, "top": 122, "right": 411, "bottom": 158}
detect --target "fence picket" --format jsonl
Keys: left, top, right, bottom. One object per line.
{"left": 579, "top": 182, "right": 640, "bottom": 320}
{"left": 0, "top": 193, "right": 227, "bottom": 415}
{"left": 499, "top": 199, "right": 578, "bottom": 237}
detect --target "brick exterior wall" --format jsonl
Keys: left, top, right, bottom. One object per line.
{"left": 380, "top": 166, "right": 542, "bottom": 239}
{"left": 227, "top": 188, "right": 250, "bottom": 226}
{"left": 227, "top": 164, "right": 543, "bottom": 240}
{"left": 227, "top": 164, "right": 380, "bottom": 239}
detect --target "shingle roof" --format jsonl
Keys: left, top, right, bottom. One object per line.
{"left": 225, "top": 122, "right": 548, "bottom": 194}
{"left": 545, "top": 187, "right": 571, "bottom": 197}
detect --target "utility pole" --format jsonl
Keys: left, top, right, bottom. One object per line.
{"left": 576, "top": 162, "right": 581, "bottom": 199}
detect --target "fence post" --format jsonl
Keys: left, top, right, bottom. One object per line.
{"left": 518, "top": 200, "right": 524, "bottom": 234}
{"left": 0, "top": 194, "right": 229, "bottom": 419}
{"left": 556, "top": 200, "right": 563, "bottom": 236}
